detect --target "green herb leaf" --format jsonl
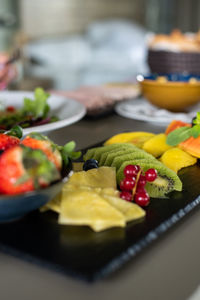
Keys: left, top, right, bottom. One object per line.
{"left": 69, "top": 151, "right": 82, "bottom": 159}
{"left": 22, "top": 87, "right": 50, "bottom": 119}
{"left": 63, "top": 141, "right": 76, "bottom": 153}
{"left": 6, "top": 125, "right": 23, "bottom": 138}
{"left": 61, "top": 141, "right": 81, "bottom": 166}
{"left": 190, "top": 125, "right": 200, "bottom": 138}
{"left": 192, "top": 112, "right": 200, "bottom": 125}
{"left": 166, "top": 126, "right": 192, "bottom": 146}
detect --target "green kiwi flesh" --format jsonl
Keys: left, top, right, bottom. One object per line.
{"left": 117, "top": 160, "right": 182, "bottom": 198}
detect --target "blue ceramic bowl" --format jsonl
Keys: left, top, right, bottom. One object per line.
{"left": 0, "top": 180, "right": 64, "bottom": 222}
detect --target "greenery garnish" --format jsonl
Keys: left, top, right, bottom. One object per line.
{"left": 0, "top": 87, "right": 58, "bottom": 130}
{"left": 59, "top": 141, "right": 81, "bottom": 166}
{"left": 22, "top": 88, "right": 50, "bottom": 119}
{"left": 167, "top": 112, "right": 200, "bottom": 146}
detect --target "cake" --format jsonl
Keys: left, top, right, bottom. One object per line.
{"left": 147, "top": 30, "right": 200, "bottom": 75}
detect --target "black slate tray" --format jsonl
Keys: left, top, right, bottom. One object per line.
{"left": 0, "top": 143, "right": 200, "bottom": 282}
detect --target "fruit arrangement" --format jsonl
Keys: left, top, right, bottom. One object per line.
{"left": 84, "top": 143, "right": 182, "bottom": 198}
{"left": 43, "top": 166, "right": 145, "bottom": 232}
{"left": 103, "top": 112, "right": 200, "bottom": 174}
{"left": 0, "top": 126, "right": 80, "bottom": 195}
{"left": 4, "top": 112, "right": 199, "bottom": 232}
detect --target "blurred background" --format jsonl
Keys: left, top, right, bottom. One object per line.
{"left": 0, "top": 0, "right": 200, "bottom": 90}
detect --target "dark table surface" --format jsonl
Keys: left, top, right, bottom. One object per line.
{"left": 0, "top": 113, "right": 199, "bottom": 300}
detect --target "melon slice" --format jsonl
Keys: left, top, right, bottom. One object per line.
{"left": 142, "top": 133, "right": 172, "bottom": 157}
{"left": 160, "top": 147, "right": 197, "bottom": 173}
{"left": 104, "top": 132, "right": 155, "bottom": 146}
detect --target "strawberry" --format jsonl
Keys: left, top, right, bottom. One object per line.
{"left": 0, "top": 145, "right": 61, "bottom": 195}
{"left": 0, "top": 134, "right": 20, "bottom": 151}
{"left": 21, "top": 133, "right": 62, "bottom": 170}
{"left": 21, "top": 133, "right": 81, "bottom": 170}
{"left": 0, "top": 125, "right": 22, "bottom": 151}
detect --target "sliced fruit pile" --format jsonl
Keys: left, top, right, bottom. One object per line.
{"left": 43, "top": 166, "right": 145, "bottom": 232}
{"left": 103, "top": 112, "right": 200, "bottom": 174}
{"left": 0, "top": 127, "right": 80, "bottom": 195}
{"left": 84, "top": 143, "right": 182, "bottom": 198}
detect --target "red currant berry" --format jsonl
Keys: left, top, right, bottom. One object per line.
{"left": 136, "top": 186, "right": 146, "bottom": 194}
{"left": 120, "top": 191, "right": 132, "bottom": 202}
{"left": 145, "top": 168, "right": 157, "bottom": 182}
{"left": 134, "top": 191, "right": 150, "bottom": 207}
{"left": 120, "top": 177, "right": 136, "bottom": 191}
{"left": 137, "top": 174, "right": 146, "bottom": 187}
{"left": 124, "top": 164, "right": 140, "bottom": 177}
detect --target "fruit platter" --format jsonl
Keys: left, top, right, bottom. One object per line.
{"left": 0, "top": 113, "right": 200, "bottom": 282}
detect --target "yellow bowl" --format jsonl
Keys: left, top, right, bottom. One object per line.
{"left": 137, "top": 75, "right": 200, "bottom": 112}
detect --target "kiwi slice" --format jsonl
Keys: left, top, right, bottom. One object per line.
{"left": 99, "top": 144, "right": 139, "bottom": 166}
{"left": 83, "top": 147, "right": 99, "bottom": 161}
{"left": 117, "top": 160, "right": 182, "bottom": 198}
{"left": 103, "top": 148, "right": 139, "bottom": 166}
{"left": 111, "top": 151, "right": 157, "bottom": 170}
{"left": 84, "top": 143, "right": 135, "bottom": 163}
{"left": 83, "top": 145, "right": 119, "bottom": 162}
{"left": 99, "top": 148, "right": 130, "bottom": 166}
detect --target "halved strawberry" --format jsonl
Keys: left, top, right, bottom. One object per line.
{"left": 0, "top": 145, "right": 61, "bottom": 195}
{"left": 21, "top": 133, "right": 62, "bottom": 170}
{"left": 0, "top": 134, "right": 20, "bottom": 151}
{"left": 0, "top": 125, "right": 23, "bottom": 151}
{"left": 21, "top": 133, "right": 81, "bottom": 170}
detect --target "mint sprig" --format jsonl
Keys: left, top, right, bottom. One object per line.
{"left": 6, "top": 125, "right": 23, "bottom": 139}
{"left": 166, "top": 126, "right": 192, "bottom": 146}
{"left": 192, "top": 112, "right": 200, "bottom": 125}
{"left": 59, "top": 141, "right": 81, "bottom": 166}
{"left": 167, "top": 112, "right": 200, "bottom": 146}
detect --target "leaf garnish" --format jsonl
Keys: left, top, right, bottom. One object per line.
{"left": 190, "top": 125, "right": 200, "bottom": 138}
{"left": 166, "top": 126, "right": 192, "bottom": 146}
{"left": 22, "top": 87, "right": 50, "bottom": 119}
{"left": 61, "top": 141, "right": 81, "bottom": 166}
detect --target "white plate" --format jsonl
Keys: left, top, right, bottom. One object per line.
{"left": 115, "top": 97, "right": 200, "bottom": 125}
{"left": 0, "top": 91, "right": 86, "bottom": 135}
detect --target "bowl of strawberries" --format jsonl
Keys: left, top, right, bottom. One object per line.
{"left": 0, "top": 126, "right": 81, "bottom": 222}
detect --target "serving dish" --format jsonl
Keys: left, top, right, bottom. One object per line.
{"left": 0, "top": 91, "right": 86, "bottom": 134}
{"left": 0, "top": 142, "right": 200, "bottom": 282}
{"left": 115, "top": 97, "right": 200, "bottom": 125}
{"left": 0, "top": 180, "right": 64, "bottom": 222}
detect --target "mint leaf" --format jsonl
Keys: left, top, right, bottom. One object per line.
{"left": 63, "top": 141, "right": 76, "bottom": 153}
{"left": 61, "top": 141, "right": 81, "bottom": 166}
{"left": 6, "top": 125, "right": 23, "bottom": 138}
{"left": 190, "top": 125, "right": 200, "bottom": 138}
{"left": 166, "top": 126, "right": 192, "bottom": 146}
{"left": 69, "top": 151, "right": 81, "bottom": 159}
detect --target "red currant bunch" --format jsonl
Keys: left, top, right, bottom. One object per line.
{"left": 119, "top": 164, "right": 157, "bottom": 207}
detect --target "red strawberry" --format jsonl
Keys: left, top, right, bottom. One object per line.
{"left": 0, "top": 134, "right": 20, "bottom": 151}
{"left": 0, "top": 125, "right": 23, "bottom": 151}
{"left": 0, "top": 145, "right": 60, "bottom": 195}
{"left": 21, "top": 133, "right": 62, "bottom": 170}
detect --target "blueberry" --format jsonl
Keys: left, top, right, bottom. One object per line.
{"left": 83, "top": 159, "right": 98, "bottom": 171}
